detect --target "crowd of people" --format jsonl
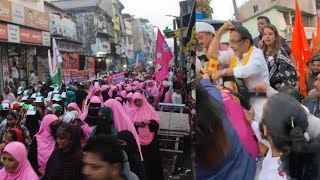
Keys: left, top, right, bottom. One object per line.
{"left": 0, "top": 68, "right": 191, "bottom": 180}
{"left": 195, "top": 16, "right": 320, "bottom": 179}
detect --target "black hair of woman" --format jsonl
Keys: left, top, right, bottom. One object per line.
{"left": 262, "top": 93, "right": 320, "bottom": 179}
{"left": 195, "top": 80, "right": 229, "bottom": 167}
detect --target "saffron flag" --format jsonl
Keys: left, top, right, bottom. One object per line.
{"left": 154, "top": 28, "right": 174, "bottom": 82}
{"left": 291, "top": 0, "right": 311, "bottom": 97}
{"left": 48, "top": 38, "right": 63, "bottom": 85}
{"left": 316, "top": 17, "right": 320, "bottom": 52}
{"left": 313, "top": 32, "right": 318, "bottom": 53}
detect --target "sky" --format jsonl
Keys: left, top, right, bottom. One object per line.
{"left": 211, "top": 0, "right": 248, "bottom": 20}
{"left": 120, "top": 0, "right": 182, "bottom": 47}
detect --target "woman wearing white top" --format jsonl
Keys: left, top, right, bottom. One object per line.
{"left": 11, "top": 62, "right": 19, "bottom": 88}
{"left": 248, "top": 93, "right": 320, "bottom": 180}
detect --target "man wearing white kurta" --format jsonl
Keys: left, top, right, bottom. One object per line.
{"left": 207, "top": 21, "right": 269, "bottom": 123}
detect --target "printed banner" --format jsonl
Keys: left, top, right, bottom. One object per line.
{"left": 106, "top": 73, "right": 125, "bottom": 84}
{"left": 154, "top": 28, "right": 174, "bottom": 82}
{"left": 20, "top": 27, "right": 42, "bottom": 44}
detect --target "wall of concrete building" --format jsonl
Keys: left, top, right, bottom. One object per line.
{"left": 131, "top": 19, "right": 144, "bottom": 52}
{"left": 125, "top": 20, "right": 133, "bottom": 52}
{"left": 238, "top": 0, "right": 317, "bottom": 22}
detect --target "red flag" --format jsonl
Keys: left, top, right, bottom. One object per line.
{"left": 154, "top": 28, "right": 174, "bottom": 82}
{"left": 291, "top": 0, "right": 310, "bottom": 97}
{"left": 312, "top": 32, "right": 318, "bottom": 53}
{"left": 317, "top": 17, "right": 320, "bottom": 48}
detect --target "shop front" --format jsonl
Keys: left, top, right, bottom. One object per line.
{"left": 56, "top": 39, "right": 95, "bottom": 84}
{"left": 0, "top": 0, "right": 51, "bottom": 90}
{"left": 0, "top": 23, "right": 51, "bottom": 89}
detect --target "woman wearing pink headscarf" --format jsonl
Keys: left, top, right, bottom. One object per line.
{"left": 125, "top": 92, "right": 134, "bottom": 114}
{"left": 79, "top": 96, "right": 102, "bottom": 146}
{"left": 104, "top": 99, "right": 143, "bottom": 160}
{"left": 28, "top": 114, "right": 60, "bottom": 176}
{"left": 146, "top": 80, "right": 160, "bottom": 110}
{"left": 131, "top": 93, "right": 164, "bottom": 180}
{"left": 125, "top": 85, "right": 133, "bottom": 94}
{"left": 108, "top": 86, "right": 118, "bottom": 99}
{"left": 67, "top": 103, "right": 82, "bottom": 116}
{"left": 0, "top": 142, "right": 38, "bottom": 180}
{"left": 116, "top": 84, "right": 123, "bottom": 93}
{"left": 86, "top": 84, "right": 103, "bottom": 102}
{"left": 101, "top": 85, "right": 110, "bottom": 102}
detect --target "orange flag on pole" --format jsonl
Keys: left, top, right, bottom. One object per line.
{"left": 291, "top": 0, "right": 310, "bottom": 97}
{"left": 313, "top": 32, "right": 318, "bottom": 53}
{"left": 317, "top": 17, "right": 320, "bottom": 47}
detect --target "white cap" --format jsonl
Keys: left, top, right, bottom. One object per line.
{"left": 17, "top": 87, "right": 24, "bottom": 95}
{"left": 27, "top": 105, "right": 36, "bottom": 115}
{"left": 34, "top": 97, "right": 45, "bottom": 103}
{"left": 53, "top": 87, "right": 60, "bottom": 93}
{"left": 2, "top": 103, "right": 9, "bottom": 110}
{"left": 61, "top": 92, "right": 67, "bottom": 99}
{"left": 196, "top": 22, "right": 216, "bottom": 34}
{"left": 23, "top": 90, "right": 29, "bottom": 96}
{"left": 21, "top": 96, "right": 28, "bottom": 101}
{"left": 52, "top": 94, "right": 62, "bottom": 101}
{"left": 63, "top": 112, "right": 75, "bottom": 123}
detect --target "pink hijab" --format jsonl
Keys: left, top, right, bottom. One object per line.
{"left": 116, "top": 84, "right": 123, "bottom": 93}
{"left": 131, "top": 93, "right": 160, "bottom": 146}
{"left": 146, "top": 80, "right": 159, "bottom": 96}
{"left": 86, "top": 85, "right": 103, "bottom": 101}
{"left": 101, "top": 85, "right": 109, "bottom": 92}
{"left": 104, "top": 99, "right": 143, "bottom": 160}
{"left": 120, "top": 90, "right": 127, "bottom": 99}
{"left": 68, "top": 103, "right": 82, "bottom": 116}
{"left": 79, "top": 96, "right": 102, "bottom": 145}
{"left": 125, "top": 85, "right": 133, "bottom": 92}
{"left": 0, "top": 142, "right": 38, "bottom": 180}
{"left": 108, "top": 86, "right": 118, "bottom": 99}
{"left": 35, "top": 114, "right": 58, "bottom": 171}
{"left": 125, "top": 92, "right": 134, "bottom": 114}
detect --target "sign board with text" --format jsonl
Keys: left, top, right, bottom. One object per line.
{"left": 0, "top": 0, "right": 49, "bottom": 31}
{"left": 0, "top": 23, "right": 50, "bottom": 46}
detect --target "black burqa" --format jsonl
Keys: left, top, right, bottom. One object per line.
{"left": 43, "top": 123, "right": 84, "bottom": 180}
{"left": 75, "top": 89, "right": 88, "bottom": 111}
{"left": 26, "top": 113, "right": 40, "bottom": 138}
{"left": 118, "top": 130, "right": 147, "bottom": 180}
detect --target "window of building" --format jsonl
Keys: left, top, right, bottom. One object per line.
{"left": 253, "top": 5, "right": 259, "bottom": 13}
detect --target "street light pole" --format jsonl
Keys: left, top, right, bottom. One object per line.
{"left": 179, "top": 14, "right": 184, "bottom": 69}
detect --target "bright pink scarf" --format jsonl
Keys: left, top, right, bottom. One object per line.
{"left": 116, "top": 84, "right": 123, "bottom": 93}
{"left": 108, "top": 86, "right": 118, "bottom": 99}
{"left": 35, "top": 114, "right": 58, "bottom": 171}
{"left": 0, "top": 142, "right": 38, "bottom": 180}
{"left": 86, "top": 85, "right": 103, "bottom": 102}
{"left": 68, "top": 103, "right": 82, "bottom": 116}
{"left": 104, "top": 99, "right": 143, "bottom": 160}
{"left": 131, "top": 93, "right": 160, "bottom": 146}
{"left": 101, "top": 85, "right": 109, "bottom": 92}
{"left": 120, "top": 90, "right": 127, "bottom": 98}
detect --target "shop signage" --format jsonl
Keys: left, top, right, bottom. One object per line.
{"left": 0, "top": 24, "right": 8, "bottom": 40}
{"left": 42, "top": 31, "right": 51, "bottom": 46}
{"left": 20, "top": 28, "right": 42, "bottom": 44}
{"left": 8, "top": 24, "right": 20, "bottom": 43}
{"left": 0, "top": 23, "right": 50, "bottom": 46}
{"left": 12, "top": 2, "right": 24, "bottom": 25}
{"left": 0, "top": 0, "right": 50, "bottom": 31}
{"left": 57, "top": 40, "right": 82, "bottom": 52}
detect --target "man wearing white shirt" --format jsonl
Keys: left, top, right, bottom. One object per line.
{"left": 11, "top": 62, "right": 19, "bottom": 88}
{"left": 207, "top": 21, "right": 270, "bottom": 122}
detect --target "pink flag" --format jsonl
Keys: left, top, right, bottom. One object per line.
{"left": 154, "top": 28, "right": 174, "bottom": 82}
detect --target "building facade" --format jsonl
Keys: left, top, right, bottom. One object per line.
{"left": 237, "top": 0, "right": 317, "bottom": 42}
{"left": 0, "top": 0, "right": 51, "bottom": 90}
